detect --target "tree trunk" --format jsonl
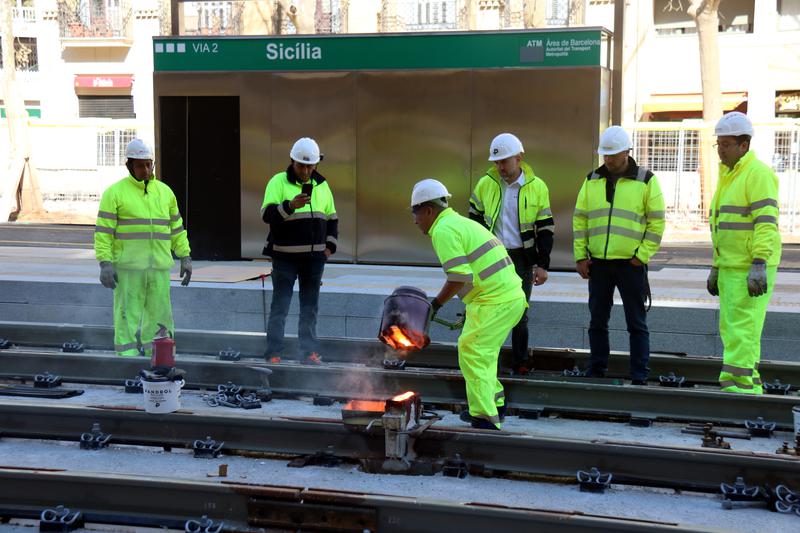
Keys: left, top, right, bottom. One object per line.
{"left": 0, "top": 0, "right": 44, "bottom": 221}
{"left": 523, "top": 0, "right": 546, "bottom": 28}
{"left": 689, "top": 0, "right": 723, "bottom": 222}
{"left": 280, "top": 0, "right": 316, "bottom": 34}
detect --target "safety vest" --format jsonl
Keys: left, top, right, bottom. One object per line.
{"left": 573, "top": 158, "right": 665, "bottom": 264}
{"left": 261, "top": 167, "right": 338, "bottom": 260}
{"left": 94, "top": 175, "right": 190, "bottom": 270}
{"left": 468, "top": 162, "right": 555, "bottom": 268}
{"left": 710, "top": 150, "right": 781, "bottom": 269}
{"left": 429, "top": 208, "right": 523, "bottom": 305}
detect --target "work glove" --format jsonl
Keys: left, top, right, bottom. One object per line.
{"left": 179, "top": 256, "right": 192, "bottom": 286}
{"left": 747, "top": 261, "right": 768, "bottom": 297}
{"left": 99, "top": 261, "right": 117, "bottom": 289}
{"left": 428, "top": 298, "right": 443, "bottom": 323}
{"left": 706, "top": 267, "right": 719, "bottom": 297}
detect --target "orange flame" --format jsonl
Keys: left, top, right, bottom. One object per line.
{"left": 391, "top": 391, "right": 416, "bottom": 402}
{"left": 387, "top": 326, "right": 415, "bottom": 349}
{"left": 343, "top": 399, "right": 386, "bottom": 412}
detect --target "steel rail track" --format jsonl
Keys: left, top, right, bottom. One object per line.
{"left": 0, "top": 468, "right": 724, "bottom": 533}
{"left": 1, "top": 348, "right": 799, "bottom": 428}
{"left": 2, "top": 320, "right": 799, "bottom": 386}
{"left": 1, "top": 400, "right": 799, "bottom": 491}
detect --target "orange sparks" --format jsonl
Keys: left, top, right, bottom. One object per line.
{"left": 391, "top": 391, "right": 416, "bottom": 402}
{"left": 387, "top": 326, "right": 415, "bottom": 349}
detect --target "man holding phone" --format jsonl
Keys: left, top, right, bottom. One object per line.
{"left": 261, "top": 137, "right": 338, "bottom": 364}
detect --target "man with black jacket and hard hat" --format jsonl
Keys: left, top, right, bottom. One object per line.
{"left": 94, "top": 138, "right": 192, "bottom": 357}
{"left": 411, "top": 178, "right": 526, "bottom": 430}
{"left": 469, "top": 133, "right": 554, "bottom": 375}
{"left": 261, "top": 137, "right": 338, "bottom": 365}
{"left": 707, "top": 112, "right": 781, "bottom": 394}
{"left": 573, "top": 126, "right": 665, "bottom": 384}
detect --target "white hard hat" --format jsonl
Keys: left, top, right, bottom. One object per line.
{"left": 411, "top": 179, "right": 451, "bottom": 208}
{"left": 597, "top": 126, "right": 631, "bottom": 155}
{"left": 125, "top": 139, "right": 154, "bottom": 160}
{"left": 290, "top": 137, "right": 321, "bottom": 164}
{"left": 715, "top": 112, "right": 754, "bottom": 137}
{"left": 488, "top": 133, "right": 524, "bottom": 162}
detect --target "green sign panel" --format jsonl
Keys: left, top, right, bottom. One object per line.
{"left": 154, "top": 30, "right": 603, "bottom": 72}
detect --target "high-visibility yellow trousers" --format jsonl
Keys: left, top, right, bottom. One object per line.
{"left": 717, "top": 266, "right": 777, "bottom": 394}
{"left": 113, "top": 268, "right": 174, "bottom": 357}
{"left": 458, "top": 295, "right": 526, "bottom": 428}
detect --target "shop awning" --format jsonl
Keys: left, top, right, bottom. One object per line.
{"left": 642, "top": 92, "right": 748, "bottom": 113}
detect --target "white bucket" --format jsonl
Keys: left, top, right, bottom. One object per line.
{"left": 793, "top": 406, "right": 800, "bottom": 436}
{"left": 141, "top": 377, "right": 184, "bottom": 414}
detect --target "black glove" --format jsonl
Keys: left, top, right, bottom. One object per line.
{"left": 706, "top": 267, "right": 719, "bottom": 297}
{"left": 179, "top": 256, "right": 192, "bottom": 286}
{"left": 99, "top": 261, "right": 117, "bottom": 289}
{"left": 429, "top": 298, "right": 443, "bottom": 322}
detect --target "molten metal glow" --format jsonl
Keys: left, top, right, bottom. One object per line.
{"left": 391, "top": 391, "right": 416, "bottom": 402}
{"left": 387, "top": 326, "right": 415, "bottom": 349}
{"left": 343, "top": 400, "right": 386, "bottom": 413}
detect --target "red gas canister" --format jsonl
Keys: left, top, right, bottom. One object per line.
{"left": 151, "top": 324, "right": 175, "bottom": 368}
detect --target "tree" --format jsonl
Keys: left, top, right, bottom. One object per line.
{"left": 688, "top": 0, "right": 723, "bottom": 220}
{"left": 280, "top": 0, "right": 316, "bottom": 34}
{"left": 0, "top": 0, "right": 44, "bottom": 221}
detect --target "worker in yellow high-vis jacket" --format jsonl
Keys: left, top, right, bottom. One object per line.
{"left": 411, "top": 179, "right": 526, "bottom": 430}
{"left": 573, "top": 126, "right": 665, "bottom": 384}
{"left": 94, "top": 139, "right": 192, "bottom": 357}
{"left": 707, "top": 112, "right": 782, "bottom": 394}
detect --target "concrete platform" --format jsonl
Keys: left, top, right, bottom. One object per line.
{"left": 0, "top": 246, "right": 799, "bottom": 361}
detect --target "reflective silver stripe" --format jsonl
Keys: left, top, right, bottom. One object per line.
{"left": 593, "top": 225, "right": 646, "bottom": 241}
{"left": 722, "top": 364, "right": 753, "bottom": 377}
{"left": 468, "top": 206, "right": 481, "bottom": 216}
{"left": 586, "top": 208, "right": 610, "bottom": 220}
{"left": 611, "top": 208, "right": 645, "bottom": 225}
{"left": 97, "top": 211, "right": 117, "bottom": 220}
{"left": 95, "top": 226, "right": 115, "bottom": 235}
{"left": 537, "top": 208, "right": 552, "bottom": 217}
{"left": 522, "top": 238, "right": 535, "bottom": 249}
{"left": 285, "top": 211, "right": 326, "bottom": 221}
{"left": 328, "top": 213, "right": 338, "bottom": 220}
{"left": 494, "top": 391, "right": 505, "bottom": 401}
{"left": 573, "top": 230, "right": 588, "bottom": 239}
{"left": 171, "top": 225, "right": 185, "bottom": 235}
{"left": 538, "top": 224, "right": 555, "bottom": 233}
{"left": 456, "top": 283, "right": 474, "bottom": 298}
{"left": 118, "top": 218, "right": 170, "bottom": 226}
{"left": 485, "top": 215, "right": 494, "bottom": 227}
{"left": 115, "top": 232, "right": 171, "bottom": 241}
{"left": 260, "top": 206, "right": 267, "bottom": 217}
{"left": 644, "top": 231, "right": 662, "bottom": 245}
{"left": 720, "top": 379, "right": 753, "bottom": 390}
{"left": 750, "top": 198, "right": 778, "bottom": 210}
{"left": 470, "top": 193, "right": 484, "bottom": 210}
{"left": 647, "top": 210, "right": 665, "bottom": 219}
{"left": 636, "top": 167, "right": 648, "bottom": 182}
{"left": 171, "top": 214, "right": 181, "bottom": 222}
{"left": 520, "top": 222, "right": 535, "bottom": 232}
{"left": 278, "top": 203, "right": 290, "bottom": 219}
{"left": 442, "top": 256, "right": 470, "bottom": 270}
{"left": 719, "top": 205, "right": 750, "bottom": 215}
{"left": 589, "top": 171, "right": 602, "bottom": 180}
{"left": 473, "top": 413, "right": 501, "bottom": 424}
{"left": 478, "top": 256, "right": 513, "bottom": 280}
{"left": 718, "top": 221, "right": 754, "bottom": 231}
{"left": 272, "top": 244, "right": 327, "bottom": 253}
{"left": 115, "top": 342, "right": 138, "bottom": 352}
{"left": 447, "top": 272, "right": 473, "bottom": 283}
{"left": 573, "top": 208, "right": 587, "bottom": 218}
{"left": 467, "top": 238, "right": 502, "bottom": 263}
{"left": 754, "top": 215, "right": 777, "bottom": 225}
{"left": 326, "top": 236, "right": 338, "bottom": 245}
{"left": 753, "top": 377, "right": 762, "bottom": 385}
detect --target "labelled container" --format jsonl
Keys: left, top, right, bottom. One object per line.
{"left": 141, "top": 373, "right": 184, "bottom": 414}
{"left": 151, "top": 323, "right": 176, "bottom": 368}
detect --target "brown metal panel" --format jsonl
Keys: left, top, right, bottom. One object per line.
{"left": 269, "top": 72, "right": 357, "bottom": 262}
{"left": 153, "top": 72, "right": 272, "bottom": 259}
{"left": 471, "top": 68, "right": 606, "bottom": 270}
{"left": 356, "top": 70, "right": 472, "bottom": 264}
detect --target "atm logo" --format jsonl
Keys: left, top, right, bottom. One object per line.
{"left": 266, "top": 42, "right": 322, "bottom": 61}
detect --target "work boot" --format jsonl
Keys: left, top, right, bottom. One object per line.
{"left": 265, "top": 352, "right": 281, "bottom": 364}
{"left": 461, "top": 408, "right": 505, "bottom": 424}
{"left": 304, "top": 353, "right": 323, "bottom": 365}
{"left": 470, "top": 418, "right": 500, "bottom": 431}
{"left": 513, "top": 365, "right": 530, "bottom": 376}
{"left": 630, "top": 379, "right": 648, "bottom": 386}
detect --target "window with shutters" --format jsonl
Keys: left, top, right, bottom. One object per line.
{"left": 97, "top": 128, "right": 136, "bottom": 166}
{"left": 78, "top": 95, "right": 135, "bottom": 118}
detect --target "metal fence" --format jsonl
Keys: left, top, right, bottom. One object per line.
{"left": 630, "top": 122, "right": 800, "bottom": 240}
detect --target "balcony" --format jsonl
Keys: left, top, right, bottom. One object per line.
{"left": 13, "top": 6, "right": 37, "bottom": 23}
{"left": 57, "top": 0, "right": 133, "bottom": 47}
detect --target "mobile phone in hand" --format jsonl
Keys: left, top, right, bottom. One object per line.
{"left": 301, "top": 183, "right": 313, "bottom": 197}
